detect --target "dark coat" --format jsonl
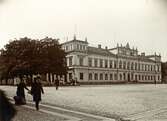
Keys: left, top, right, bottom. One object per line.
{"left": 31, "top": 82, "right": 44, "bottom": 102}
{"left": 0, "top": 90, "right": 16, "bottom": 121}
{"left": 16, "top": 82, "right": 28, "bottom": 99}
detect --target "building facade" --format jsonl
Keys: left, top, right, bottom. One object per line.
{"left": 62, "top": 36, "right": 162, "bottom": 84}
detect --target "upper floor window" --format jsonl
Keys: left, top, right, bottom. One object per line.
{"left": 79, "top": 57, "right": 84, "bottom": 66}
{"left": 77, "top": 44, "right": 79, "bottom": 50}
{"left": 119, "top": 60, "right": 122, "bottom": 69}
{"left": 88, "top": 58, "right": 92, "bottom": 67}
{"left": 123, "top": 61, "right": 126, "bottom": 69}
{"left": 100, "top": 59, "right": 103, "bottom": 68}
{"left": 94, "top": 59, "right": 98, "bottom": 67}
{"left": 105, "top": 60, "right": 108, "bottom": 68}
{"left": 127, "top": 62, "right": 130, "bottom": 70}
{"left": 110, "top": 60, "right": 113, "bottom": 68}
{"left": 135, "top": 63, "right": 137, "bottom": 70}
{"left": 114, "top": 61, "right": 117, "bottom": 69}
{"left": 131, "top": 62, "right": 134, "bottom": 70}
{"left": 66, "top": 46, "right": 69, "bottom": 51}
{"left": 69, "top": 56, "right": 73, "bottom": 66}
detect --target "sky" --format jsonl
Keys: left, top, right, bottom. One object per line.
{"left": 0, "top": 0, "right": 167, "bottom": 61}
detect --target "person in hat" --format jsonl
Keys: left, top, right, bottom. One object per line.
{"left": 31, "top": 77, "right": 44, "bottom": 110}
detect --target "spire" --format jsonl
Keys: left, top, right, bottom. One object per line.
{"left": 126, "top": 42, "right": 130, "bottom": 48}
{"left": 73, "top": 34, "right": 76, "bottom": 40}
{"left": 85, "top": 37, "right": 87, "bottom": 42}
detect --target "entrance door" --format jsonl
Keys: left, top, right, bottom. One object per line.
{"left": 128, "top": 73, "right": 130, "bottom": 82}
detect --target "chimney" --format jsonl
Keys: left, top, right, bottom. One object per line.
{"left": 105, "top": 46, "right": 108, "bottom": 50}
{"left": 98, "top": 44, "right": 101, "bottom": 49}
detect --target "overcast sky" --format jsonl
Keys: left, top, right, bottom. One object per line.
{"left": 0, "top": 0, "right": 167, "bottom": 61}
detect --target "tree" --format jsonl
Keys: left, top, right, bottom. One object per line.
{"left": 0, "top": 37, "right": 67, "bottom": 84}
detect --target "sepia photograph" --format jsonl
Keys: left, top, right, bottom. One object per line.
{"left": 0, "top": 0, "right": 167, "bottom": 121}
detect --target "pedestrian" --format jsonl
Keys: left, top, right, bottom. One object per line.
{"left": 15, "top": 77, "right": 29, "bottom": 104}
{"left": 55, "top": 78, "right": 59, "bottom": 90}
{"left": 0, "top": 90, "right": 16, "bottom": 121}
{"left": 31, "top": 77, "right": 44, "bottom": 110}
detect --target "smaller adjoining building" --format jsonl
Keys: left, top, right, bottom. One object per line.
{"left": 61, "top": 36, "right": 162, "bottom": 84}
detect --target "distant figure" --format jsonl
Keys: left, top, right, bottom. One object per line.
{"left": 55, "top": 78, "right": 59, "bottom": 90}
{"left": 31, "top": 77, "right": 44, "bottom": 110}
{"left": 15, "top": 78, "right": 29, "bottom": 104}
{"left": 154, "top": 79, "right": 156, "bottom": 85}
{"left": 0, "top": 90, "right": 16, "bottom": 121}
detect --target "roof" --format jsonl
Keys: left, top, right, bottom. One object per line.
{"left": 62, "top": 39, "right": 88, "bottom": 45}
{"left": 87, "top": 46, "right": 116, "bottom": 57}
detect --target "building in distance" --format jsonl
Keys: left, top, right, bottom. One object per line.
{"left": 62, "top": 36, "right": 162, "bottom": 84}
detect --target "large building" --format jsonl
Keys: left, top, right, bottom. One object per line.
{"left": 62, "top": 36, "right": 162, "bottom": 84}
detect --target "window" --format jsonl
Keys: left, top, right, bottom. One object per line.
{"left": 105, "top": 60, "right": 108, "bottom": 68}
{"left": 69, "top": 56, "right": 73, "bottom": 66}
{"left": 119, "top": 74, "right": 122, "bottom": 80}
{"left": 127, "top": 62, "right": 130, "bottom": 70}
{"left": 110, "top": 74, "right": 113, "bottom": 80}
{"left": 135, "top": 63, "right": 137, "bottom": 70}
{"left": 80, "top": 73, "right": 84, "bottom": 80}
{"left": 89, "top": 73, "right": 92, "bottom": 80}
{"left": 119, "top": 61, "right": 122, "bottom": 69}
{"left": 66, "top": 46, "right": 69, "bottom": 51}
{"left": 94, "top": 59, "right": 98, "bottom": 67}
{"left": 100, "top": 73, "right": 103, "bottom": 80}
{"left": 123, "top": 61, "right": 126, "bottom": 69}
{"left": 110, "top": 60, "right": 113, "bottom": 68}
{"left": 105, "top": 74, "right": 108, "bottom": 80}
{"left": 114, "top": 73, "right": 118, "bottom": 80}
{"left": 88, "top": 58, "right": 92, "bottom": 67}
{"left": 79, "top": 57, "right": 84, "bottom": 66}
{"left": 114, "top": 61, "right": 117, "bottom": 69}
{"left": 100, "top": 59, "right": 103, "bottom": 68}
{"left": 77, "top": 44, "right": 79, "bottom": 49}
{"left": 94, "top": 73, "right": 98, "bottom": 80}
{"left": 131, "top": 62, "right": 134, "bottom": 70}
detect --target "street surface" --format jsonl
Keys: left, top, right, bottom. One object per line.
{"left": 1, "top": 84, "right": 167, "bottom": 121}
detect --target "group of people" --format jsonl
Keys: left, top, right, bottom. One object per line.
{"left": 15, "top": 76, "right": 44, "bottom": 111}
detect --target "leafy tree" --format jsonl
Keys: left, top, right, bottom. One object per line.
{"left": 0, "top": 37, "right": 67, "bottom": 84}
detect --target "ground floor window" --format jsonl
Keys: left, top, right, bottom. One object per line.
{"left": 80, "top": 73, "right": 84, "bottom": 80}
{"left": 94, "top": 73, "right": 98, "bottom": 80}
{"left": 119, "top": 74, "right": 122, "bottom": 80}
{"left": 105, "top": 74, "right": 108, "bottom": 80}
{"left": 114, "top": 73, "right": 118, "bottom": 80}
{"left": 89, "top": 73, "right": 92, "bottom": 80}
{"left": 110, "top": 74, "right": 113, "bottom": 80}
{"left": 100, "top": 73, "right": 103, "bottom": 80}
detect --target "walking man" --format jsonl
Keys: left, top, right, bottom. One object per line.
{"left": 31, "top": 77, "right": 44, "bottom": 110}
{"left": 55, "top": 78, "right": 59, "bottom": 90}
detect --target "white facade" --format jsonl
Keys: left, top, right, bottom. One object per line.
{"left": 62, "top": 36, "right": 162, "bottom": 83}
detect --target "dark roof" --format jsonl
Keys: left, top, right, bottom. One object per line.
{"left": 87, "top": 46, "right": 116, "bottom": 57}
